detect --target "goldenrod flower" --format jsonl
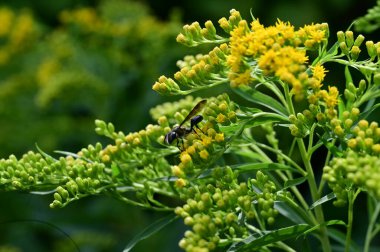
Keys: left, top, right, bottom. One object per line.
{"left": 175, "top": 178, "right": 187, "bottom": 188}
{"left": 323, "top": 86, "right": 339, "bottom": 108}
{"left": 312, "top": 64, "right": 328, "bottom": 82}
{"left": 215, "top": 133, "right": 225, "bottom": 142}
{"left": 199, "top": 150, "right": 209, "bottom": 160}
{"left": 0, "top": 8, "right": 14, "bottom": 36}
{"left": 180, "top": 152, "right": 192, "bottom": 164}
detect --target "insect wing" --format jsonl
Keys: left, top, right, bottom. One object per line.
{"left": 179, "top": 99, "right": 207, "bottom": 127}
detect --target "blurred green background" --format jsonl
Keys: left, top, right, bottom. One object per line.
{"left": 0, "top": 0, "right": 376, "bottom": 251}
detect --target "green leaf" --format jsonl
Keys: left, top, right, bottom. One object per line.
{"left": 30, "top": 189, "right": 56, "bottom": 195}
{"left": 228, "top": 224, "right": 311, "bottom": 251}
{"left": 221, "top": 115, "right": 288, "bottom": 139}
{"left": 302, "top": 220, "right": 346, "bottom": 236}
{"left": 231, "top": 162, "right": 301, "bottom": 173}
{"left": 54, "top": 150, "right": 93, "bottom": 163}
{"left": 359, "top": 103, "right": 380, "bottom": 121}
{"left": 123, "top": 214, "right": 178, "bottom": 252}
{"left": 338, "top": 97, "right": 346, "bottom": 120}
{"left": 317, "top": 133, "right": 343, "bottom": 157}
{"left": 309, "top": 192, "right": 336, "bottom": 210}
{"left": 283, "top": 176, "right": 308, "bottom": 190}
{"left": 233, "top": 86, "right": 288, "bottom": 116}
{"left": 111, "top": 162, "right": 121, "bottom": 177}
{"left": 345, "top": 65, "right": 353, "bottom": 86}
{"left": 275, "top": 200, "right": 311, "bottom": 224}
{"left": 35, "top": 143, "right": 57, "bottom": 161}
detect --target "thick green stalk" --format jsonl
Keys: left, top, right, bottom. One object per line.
{"left": 364, "top": 201, "right": 380, "bottom": 252}
{"left": 282, "top": 80, "right": 330, "bottom": 251}
{"left": 296, "top": 138, "right": 331, "bottom": 252}
{"left": 345, "top": 191, "right": 354, "bottom": 252}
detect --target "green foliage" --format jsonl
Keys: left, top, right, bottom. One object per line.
{"left": 2, "top": 2, "right": 380, "bottom": 252}
{"left": 355, "top": 0, "right": 380, "bottom": 33}
{"left": 0, "top": 0, "right": 183, "bottom": 156}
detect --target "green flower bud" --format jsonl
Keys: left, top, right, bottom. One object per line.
{"left": 357, "top": 79, "right": 366, "bottom": 95}
{"left": 353, "top": 34, "right": 365, "bottom": 47}
{"left": 366, "top": 41, "right": 377, "bottom": 58}
{"left": 351, "top": 107, "right": 360, "bottom": 118}
{"left": 345, "top": 31, "right": 354, "bottom": 48}
{"left": 54, "top": 192, "right": 62, "bottom": 202}
{"left": 339, "top": 42, "right": 349, "bottom": 55}
{"left": 347, "top": 82, "right": 356, "bottom": 94}
{"left": 50, "top": 200, "right": 63, "bottom": 208}
{"left": 374, "top": 73, "right": 380, "bottom": 86}
{"left": 184, "top": 216, "right": 194, "bottom": 226}
{"left": 193, "top": 223, "right": 205, "bottom": 235}
{"left": 225, "top": 212, "right": 237, "bottom": 224}
{"left": 337, "top": 31, "right": 345, "bottom": 44}
{"left": 344, "top": 119, "right": 353, "bottom": 129}
{"left": 350, "top": 46, "right": 361, "bottom": 61}
{"left": 204, "top": 20, "right": 216, "bottom": 37}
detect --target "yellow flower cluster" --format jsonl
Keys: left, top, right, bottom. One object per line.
{"left": 172, "top": 123, "right": 226, "bottom": 181}
{"left": 0, "top": 8, "right": 39, "bottom": 65}
{"left": 60, "top": 8, "right": 102, "bottom": 33}
{"left": 59, "top": 3, "right": 173, "bottom": 40}
{"left": 152, "top": 44, "right": 229, "bottom": 95}
{"left": 226, "top": 12, "right": 328, "bottom": 99}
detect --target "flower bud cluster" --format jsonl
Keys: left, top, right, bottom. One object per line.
{"left": 288, "top": 111, "right": 315, "bottom": 138}
{"left": 217, "top": 9, "right": 243, "bottom": 34}
{"left": 344, "top": 79, "right": 367, "bottom": 104}
{"left": 174, "top": 9, "right": 241, "bottom": 47}
{"left": 152, "top": 44, "right": 229, "bottom": 95}
{"left": 323, "top": 150, "right": 380, "bottom": 206}
{"left": 365, "top": 40, "right": 380, "bottom": 60}
{"left": 95, "top": 119, "right": 176, "bottom": 199}
{"left": 290, "top": 86, "right": 360, "bottom": 140}
{"left": 346, "top": 119, "right": 380, "bottom": 155}
{"left": 0, "top": 150, "right": 112, "bottom": 208}
{"left": 175, "top": 167, "right": 254, "bottom": 252}
{"left": 172, "top": 94, "right": 237, "bottom": 180}
{"left": 337, "top": 31, "right": 366, "bottom": 61}
{"left": 0, "top": 152, "right": 52, "bottom": 190}
{"left": 250, "top": 171, "right": 279, "bottom": 225}
{"left": 176, "top": 19, "right": 227, "bottom": 47}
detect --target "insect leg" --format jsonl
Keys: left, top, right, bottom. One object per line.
{"left": 177, "top": 138, "right": 185, "bottom": 151}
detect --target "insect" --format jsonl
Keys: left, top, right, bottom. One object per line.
{"left": 165, "top": 99, "right": 207, "bottom": 150}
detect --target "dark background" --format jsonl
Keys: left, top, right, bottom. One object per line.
{"left": 0, "top": 0, "right": 377, "bottom": 251}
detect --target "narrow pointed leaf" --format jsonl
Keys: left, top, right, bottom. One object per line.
{"left": 228, "top": 224, "right": 310, "bottom": 251}
{"left": 283, "top": 176, "right": 308, "bottom": 190}
{"left": 231, "top": 162, "right": 300, "bottom": 173}
{"left": 344, "top": 65, "right": 353, "bottom": 86}
{"left": 309, "top": 192, "right": 336, "bottom": 210}
{"left": 275, "top": 200, "right": 311, "bottom": 224}
{"left": 359, "top": 103, "right": 380, "bottom": 121}
{"left": 221, "top": 113, "right": 288, "bottom": 135}
{"left": 302, "top": 220, "right": 346, "bottom": 236}
{"left": 35, "top": 143, "right": 57, "bottom": 161}
{"left": 123, "top": 214, "right": 178, "bottom": 252}
{"left": 233, "top": 86, "right": 288, "bottom": 116}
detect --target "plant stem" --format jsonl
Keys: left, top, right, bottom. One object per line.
{"left": 297, "top": 138, "right": 331, "bottom": 252}
{"left": 282, "top": 76, "right": 330, "bottom": 251}
{"left": 345, "top": 190, "right": 355, "bottom": 252}
{"left": 363, "top": 200, "right": 380, "bottom": 252}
